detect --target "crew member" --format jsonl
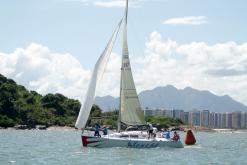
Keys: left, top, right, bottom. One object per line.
{"left": 94, "top": 123, "right": 101, "bottom": 137}
{"left": 172, "top": 131, "right": 180, "bottom": 141}
{"left": 148, "top": 123, "right": 154, "bottom": 139}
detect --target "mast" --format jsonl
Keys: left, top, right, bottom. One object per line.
{"left": 118, "top": 0, "right": 145, "bottom": 130}
{"left": 118, "top": 0, "right": 128, "bottom": 132}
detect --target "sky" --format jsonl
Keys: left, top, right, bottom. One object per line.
{"left": 0, "top": 0, "right": 247, "bottom": 106}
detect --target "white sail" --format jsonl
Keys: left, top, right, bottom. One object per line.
{"left": 75, "top": 19, "right": 122, "bottom": 129}
{"left": 119, "top": 0, "right": 145, "bottom": 126}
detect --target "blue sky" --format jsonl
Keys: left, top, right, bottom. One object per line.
{"left": 1, "top": 0, "right": 246, "bottom": 68}
{"left": 1, "top": 0, "right": 247, "bottom": 106}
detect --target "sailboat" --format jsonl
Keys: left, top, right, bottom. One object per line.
{"left": 75, "top": 0, "right": 184, "bottom": 148}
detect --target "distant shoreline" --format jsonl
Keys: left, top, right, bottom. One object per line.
{"left": 1, "top": 126, "right": 247, "bottom": 133}
{"left": 182, "top": 126, "right": 247, "bottom": 132}
{"left": 0, "top": 125, "right": 76, "bottom": 131}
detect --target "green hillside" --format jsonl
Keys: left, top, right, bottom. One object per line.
{"left": 0, "top": 74, "right": 81, "bottom": 128}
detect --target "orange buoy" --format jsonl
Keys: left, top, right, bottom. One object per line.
{"left": 184, "top": 130, "right": 196, "bottom": 145}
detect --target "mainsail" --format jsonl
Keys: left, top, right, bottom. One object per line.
{"left": 119, "top": 0, "right": 145, "bottom": 127}
{"left": 75, "top": 19, "right": 122, "bottom": 129}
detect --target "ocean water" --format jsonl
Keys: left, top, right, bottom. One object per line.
{"left": 0, "top": 129, "right": 247, "bottom": 165}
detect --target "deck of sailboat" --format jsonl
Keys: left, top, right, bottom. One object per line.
{"left": 81, "top": 131, "right": 184, "bottom": 148}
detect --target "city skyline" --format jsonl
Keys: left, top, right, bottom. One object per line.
{"left": 144, "top": 108, "right": 247, "bottom": 129}
{"left": 1, "top": 0, "right": 247, "bottom": 106}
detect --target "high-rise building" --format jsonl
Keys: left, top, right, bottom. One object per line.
{"left": 189, "top": 110, "right": 201, "bottom": 126}
{"left": 218, "top": 113, "right": 222, "bottom": 128}
{"left": 165, "top": 110, "right": 173, "bottom": 118}
{"left": 226, "top": 112, "right": 232, "bottom": 128}
{"left": 241, "top": 112, "right": 247, "bottom": 128}
{"left": 209, "top": 112, "right": 215, "bottom": 128}
{"left": 173, "top": 109, "right": 184, "bottom": 119}
{"left": 232, "top": 111, "right": 241, "bottom": 129}
{"left": 181, "top": 111, "right": 189, "bottom": 124}
{"left": 144, "top": 108, "right": 246, "bottom": 129}
{"left": 214, "top": 113, "right": 219, "bottom": 128}
{"left": 221, "top": 113, "right": 227, "bottom": 128}
{"left": 200, "top": 110, "right": 210, "bottom": 127}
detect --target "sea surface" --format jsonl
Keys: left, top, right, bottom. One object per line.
{"left": 0, "top": 129, "right": 247, "bottom": 165}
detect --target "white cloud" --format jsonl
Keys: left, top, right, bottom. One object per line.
{"left": 133, "top": 32, "right": 247, "bottom": 105}
{"left": 0, "top": 43, "right": 91, "bottom": 101}
{"left": 1, "top": 34, "right": 247, "bottom": 106}
{"left": 163, "top": 16, "right": 208, "bottom": 25}
{"left": 0, "top": 43, "right": 122, "bottom": 102}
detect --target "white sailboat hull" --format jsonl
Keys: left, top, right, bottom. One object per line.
{"left": 81, "top": 134, "right": 184, "bottom": 148}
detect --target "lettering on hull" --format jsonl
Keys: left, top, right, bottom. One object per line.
{"left": 127, "top": 141, "right": 159, "bottom": 148}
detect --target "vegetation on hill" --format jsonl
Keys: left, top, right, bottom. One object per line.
{"left": 0, "top": 74, "right": 183, "bottom": 129}
{"left": 0, "top": 74, "right": 120, "bottom": 129}
{"left": 0, "top": 74, "right": 81, "bottom": 128}
{"left": 87, "top": 106, "right": 118, "bottom": 129}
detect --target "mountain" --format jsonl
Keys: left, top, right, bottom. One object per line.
{"left": 95, "top": 85, "right": 247, "bottom": 112}
{"left": 95, "top": 95, "right": 119, "bottom": 111}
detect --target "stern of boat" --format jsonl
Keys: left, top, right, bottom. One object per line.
{"left": 81, "top": 135, "right": 105, "bottom": 147}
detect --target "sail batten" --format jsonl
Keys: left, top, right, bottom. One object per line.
{"left": 75, "top": 19, "right": 123, "bottom": 129}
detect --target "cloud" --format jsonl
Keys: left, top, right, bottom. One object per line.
{"left": 0, "top": 43, "right": 91, "bottom": 100}
{"left": 1, "top": 33, "right": 247, "bottom": 106}
{"left": 133, "top": 32, "right": 247, "bottom": 105}
{"left": 205, "top": 68, "right": 247, "bottom": 77}
{"left": 163, "top": 16, "right": 208, "bottom": 25}
{"left": 0, "top": 43, "right": 122, "bottom": 102}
